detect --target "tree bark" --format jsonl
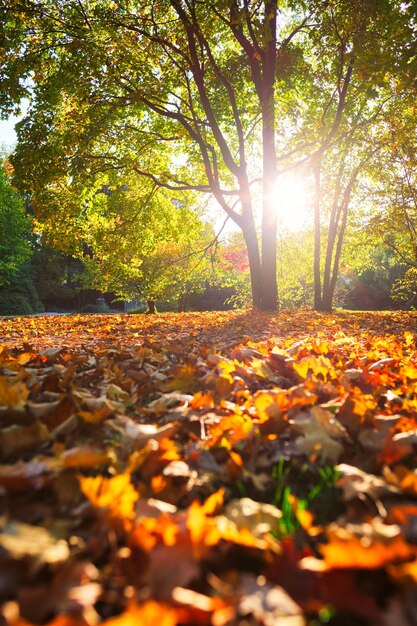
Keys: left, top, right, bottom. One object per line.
{"left": 260, "top": 0, "right": 279, "bottom": 311}
{"left": 146, "top": 300, "right": 156, "bottom": 314}
{"left": 320, "top": 166, "right": 359, "bottom": 311}
{"left": 242, "top": 216, "right": 264, "bottom": 309}
{"left": 313, "top": 159, "right": 323, "bottom": 310}
{"left": 178, "top": 292, "right": 188, "bottom": 312}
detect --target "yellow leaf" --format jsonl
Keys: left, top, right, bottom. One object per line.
{"left": 103, "top": 601, "right": 178, "bottom": 626}
{"left": 293, "top": 355, "right": 337, "bottom": 381}
{"left": 0, "top": 376, "right": 29, "bottom": 406}
{"left": 80, "top": 472, "right": 138, "bottom": 527}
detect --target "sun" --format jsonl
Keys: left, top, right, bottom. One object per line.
{"left": 272, "top": 173, "right": 311, "bottom": 232}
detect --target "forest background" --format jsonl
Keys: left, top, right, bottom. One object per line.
{"left": 1, "top": 0, "right": 417, "bottom": 315}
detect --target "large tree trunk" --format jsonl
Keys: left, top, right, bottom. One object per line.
{"left": 242, "top": 215, "right": 264, "bottom": 309}
{"left": 146, "top": 300, "right": 156, "bottom": 314}
{"left": 260, "top": 0, "right": 279, "bottom": 311}
{"left": 261, "top": 126, "right": 278, "bottom": 310}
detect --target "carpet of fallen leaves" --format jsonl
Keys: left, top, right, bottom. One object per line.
{"left": 2, "top": 309, "right": 417, "bottom": 626}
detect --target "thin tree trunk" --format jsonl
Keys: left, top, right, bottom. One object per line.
{"left": 322, "top": 162, "right": 345, "bottom": 307}
{"left": 178, "top": 292, "right": 187, "bottom": 312}
{"left": 322, "top": 166, "right": 360, "bottom": 311}
{"left": 313, "top": 159, "right": 323, "bottom": 310}
{"left": 322, "top": 174, "right": 357, "bottom": 310}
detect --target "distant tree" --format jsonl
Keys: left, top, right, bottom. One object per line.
{"left": 342, "top": 247, "right": 405, "bottom": 311}
{"left": 0, "top": 160, "right": 31, "bottom": 287}
{"left": 276, "top": 230, "right": 315, "bottom": 309}
{"left": 356, "top": 98, "right": 417, "bottom": 308}
{"left": 30, "top": 244, "right": 84, "bottom": 310}
{"left": 288, "top": 2, "right": 415, "bottom": 311}
{"left": 77, "top": 215, "right": 216, "bottom": 312}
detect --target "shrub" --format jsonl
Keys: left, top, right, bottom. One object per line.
{"left": 15, "top": 271, "right": 44, "bottom": 312}
{"left": 155, "top": 300, "right": 178, "bottom": 312}
{"left": 79, "top": 304, "right": 107, "bottom": 313}
{"left": 126, "top": 305, "right": 147, "bottom": 314}
{"left": 0, "top": 292, "right": 34, "bottom": 315}
{"left": 0, "top": 266, "right": 44, "bottom": 316}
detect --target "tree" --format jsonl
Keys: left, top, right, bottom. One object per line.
{"left": 278, "top": 1, "right": 415, "bottom": 311}
{"left": 79, "top": 222, "right": 217, "bottom": 312}
{"left": 1, "top": 1, "right": 415, "bottom": 310}
{"left": 0, "top": 160, "right": 31, "bottom": 287}
{"left": 26, "top": 161, "right": 207, "bottom": 304}
{"left": 354, "top": 96, "right": 417, "bottom": 308}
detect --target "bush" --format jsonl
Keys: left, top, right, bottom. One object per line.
{"left": 155, "top": 300, "right": 178, "bottom": 312}
{"left": 0, "top": 292, "right": 34, "bottom": 315}
{"left": 0, "top": 266, "right": 44, "bottom": 316}
{"left": 16, "top": 272, "right": 44, "bottom": 312}
{"left": 184, "top": 286, "right": 236, "bottom": 311}
{"left": 126, "top": 305, "right": 147, "bottom": 314}
{"left": 79, "top": 303, "right": 109, "bottom": 313}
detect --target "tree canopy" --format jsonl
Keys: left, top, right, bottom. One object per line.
{"left": 1, "top": 0, "right": 416, "bottom": 310}
{"left": 0, "top": 160, "right": 31, "bottom": 287}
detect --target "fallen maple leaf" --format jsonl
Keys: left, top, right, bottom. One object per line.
{"left": 0, "top": 376, "right": 29, "bottom": 406}
{"left": 102, "top": 601, "right": 178, "bottom": 626}
{"left": 79, "top": 472, "right": 138, "bottom": 529}
{"left": 302, "top": 519, "right": 417, "bottom": 571}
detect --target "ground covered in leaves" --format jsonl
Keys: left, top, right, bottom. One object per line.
{"left": 1, "top": 309, "right": 417, "bottom": 626}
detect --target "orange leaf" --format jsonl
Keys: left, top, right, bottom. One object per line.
{"left": 62, "top": 446, "right": 112, "bottom": 469}
{"left": 80, "top": 472, "right": 138, "bottom": 528}
{"left": 132, "top": 515, "right": 179, "bottom": 551}
{"left": 303, "top": 522, "right": 417, "bottom": 571}
{"left": 103, "top": 601, "right": 178, "bottom": 626}
{"left": 0, "top": 376, "right": 29, "bottom": 406}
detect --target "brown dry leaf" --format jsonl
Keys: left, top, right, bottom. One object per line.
{"left": 0, "top": 520, "right": 69, "bottom": 566}
{"left": 147, "top": 392, "right": 193, "bottom": 413}
{"left": 239, "top": 574, "right": 306, "bottom": 626}
{"left": 61, "top": 446, "right": 113, "bottom": 469}
{"left": 0, "top": 460, "right": 52, "bottom": 492}
{"left": 26, "top": 400, "right": 62, "bottom": 419}
{"left": 336, "top": 463, "right": 401, "bottom": 508}
{"left": 17, "top": 561, "right": 100, "bottom": 624}
{"left": 0, "top": 376, "right": 29, "bottom": 406}
{"left": 1, "top": 608, "right": 90, "bottom": 626}
{"left": 39, "top": 347, "right": 67, "bottom": 363}
{"left": 290, "top": 406, "right": 346, "bottom": 463}
{"left": 116, "top": 415, "right": 179, "bottom": 448}
{"left": 0, "top": 420, "right": 50, "bottom": 459}
{"left": 224, "top": 498, "right": 282, "bottom": 538}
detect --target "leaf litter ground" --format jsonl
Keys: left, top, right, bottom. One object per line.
{"left": 1, "top": 309, "right": 417, "bottom": 625}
